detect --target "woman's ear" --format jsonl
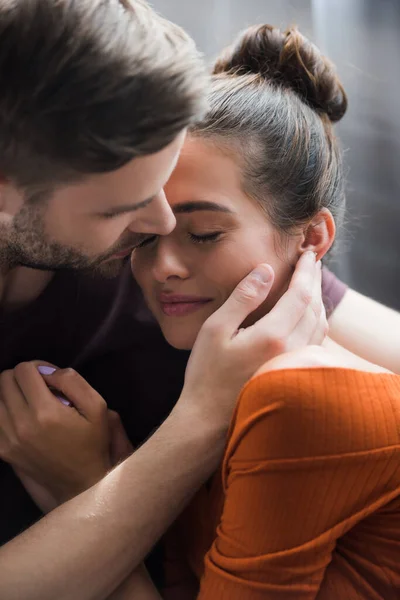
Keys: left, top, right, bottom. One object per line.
{"left": 298, "top": 208, "right": 335, "bottom": 260}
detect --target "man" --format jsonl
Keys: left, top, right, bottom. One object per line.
{"left": 0, "top": 0, "right": 207, "bottom": 546}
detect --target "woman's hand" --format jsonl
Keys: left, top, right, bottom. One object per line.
{"left": 14, "top": 407, "right": 134, "bottom": 513}
{"left": 0, "top": 362, "right": 112, "bottom": 508}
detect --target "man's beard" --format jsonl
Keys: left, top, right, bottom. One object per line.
{"left": 0, "top": 201, "right": 145, "bottom": 278}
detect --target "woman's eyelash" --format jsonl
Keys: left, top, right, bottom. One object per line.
{"left": 188, "top": 232, "right": 223, "bottom": 244}
{"left": 136, "top": 231, "right": 224, "bottom": 249}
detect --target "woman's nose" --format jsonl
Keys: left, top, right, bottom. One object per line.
{"left": 151, "top": 242, "right": 190, "bottom": 283}
{"left": 128, "top": 190, "right": 176, "bottom": 235}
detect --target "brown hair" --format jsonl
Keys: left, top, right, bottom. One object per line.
{"left": 0, "top": 0, "right": 208, "bottom": 189}
{"left": 193, "top": 24, "right": 347, "bottom": 237}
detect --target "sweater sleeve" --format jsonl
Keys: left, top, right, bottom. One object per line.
{"left": 198, "top": 368, "right": 400, "bottom": 600}
{"left": 321, "top": 267, "right": 348, "bottom": 318}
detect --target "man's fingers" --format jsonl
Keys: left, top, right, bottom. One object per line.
{"left": 287, "top": 260, "right": 325, "bottom": 347}
{"left": 310, "top": 261, "right": 328, "bottom": 345}
{"left": 204, "top": 264, "right": 275, "bottom": 335}
{"left": 288, "top": 251, "right": 318, "bottom": 294}
{"left": 310, "top": 311, "right": 328, "bottom": 345}
{"left": 254, "top": 251, "right": 317, "bottom": 338}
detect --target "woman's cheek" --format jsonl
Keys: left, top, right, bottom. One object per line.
{"left": 205, "top": 241, "right": 267, "bottom": 288}
{"left": 201, "top": 247, "right": 245, "bottom": 287}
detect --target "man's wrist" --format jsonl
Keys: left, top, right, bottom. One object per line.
{"left": 53, "top": 467, "right": 110, "bottom": 505}
{"left": 168, "top": 398, "right": 228, "bottom": 470}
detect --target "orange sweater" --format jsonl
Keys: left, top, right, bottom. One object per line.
{"left": 166, "top": 368, "right": 400, "bottom": 599}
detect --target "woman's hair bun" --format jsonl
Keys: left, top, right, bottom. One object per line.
{"left": 213, "top": 24, "right": 347, "bottom": 123}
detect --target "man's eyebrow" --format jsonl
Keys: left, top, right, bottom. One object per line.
{"left": 173, "top": 201, "right": 234, "bottom": 214}
{"left": 100, "top": 196, "right": 154, "bottom": 217}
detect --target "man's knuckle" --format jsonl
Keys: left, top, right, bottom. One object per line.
{"left": 299, "top": 289, "right": 313, "bottom": 306}
{"left": 201, "top": 316, "right": 224, "bottom": 339}
{"left": 235, "top": 283, "right": 259, "bottom": 303}
{"left": 310, "top": 299, "right": 322, "bottom": 318}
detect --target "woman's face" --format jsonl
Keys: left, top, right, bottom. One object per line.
{"left": 132, "top": 136, "right": 299, "bottom": 350}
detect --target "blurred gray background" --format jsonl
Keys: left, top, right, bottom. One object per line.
{"left": 152, "top": 0, "right": 400, "bottom": 310}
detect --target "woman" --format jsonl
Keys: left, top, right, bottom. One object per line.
{"left": 132, "top": 24, "right": 400, "bottom": 599}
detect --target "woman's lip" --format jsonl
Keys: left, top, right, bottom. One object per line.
{"left": 160, "top": 299, "right": 212, "bottom": 317}
{"left": 159, "top": 294, "right": 213, "bottom": 317}
{"left": 159, "top": 293, "right": 212, "bottom": 303}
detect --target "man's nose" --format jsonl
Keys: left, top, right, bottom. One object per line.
{"left": 128, "top": 190, "right": 176, "bottom": 235}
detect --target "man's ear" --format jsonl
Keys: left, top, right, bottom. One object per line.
{"left": 297, "top": 208, "right": 335, "bottom": 261}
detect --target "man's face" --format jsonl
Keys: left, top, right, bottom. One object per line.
{"left": 0, "top": 132, "right": 185, "bottom": 276}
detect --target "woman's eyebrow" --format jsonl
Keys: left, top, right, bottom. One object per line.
{"left": 173, "top": 200, "right": 234, "bottom": 214}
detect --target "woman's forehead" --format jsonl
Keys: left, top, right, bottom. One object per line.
{"left": 166, "top": 137, "right": 243, "bottom": 201}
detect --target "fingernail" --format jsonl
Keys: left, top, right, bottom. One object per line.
{"left": 304, "top": 250, "right": 316, "bottom": 261}
{"left": 38, "top": 366, "right": 56, "bottom": 375}
{"left": 56, "top": 395, "right": 73, "bottom": 407}
{"left": 250, "top": 266, "right": 272, "bottom": 284}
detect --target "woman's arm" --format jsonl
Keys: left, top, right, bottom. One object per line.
{"left": 328, "top": 288, "right": 400, "bottom": 373}
{"left": 197, "top": 363, "right": 400, "bottom": 599}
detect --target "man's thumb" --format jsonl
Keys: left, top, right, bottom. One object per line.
{"left": 206, "top": 264, "right": 275, "bottom": 332}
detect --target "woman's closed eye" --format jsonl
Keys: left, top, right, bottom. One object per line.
{"left": 136, "top": 231, "right": 224, "bottom": 250}
{"left": 188, "top": 231, "right": 224, "bottom": 244}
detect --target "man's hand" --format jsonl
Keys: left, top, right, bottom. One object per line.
{"left": 179, "top": 251, "right": 325, "bottom": 427}
{"left": 0, "top": 363, "right": 111, "bottom": 506}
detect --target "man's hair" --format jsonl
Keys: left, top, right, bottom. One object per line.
{"left": 0, "top": 0, "right": 208, "bottom": 188}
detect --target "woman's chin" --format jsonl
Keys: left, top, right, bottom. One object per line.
{"left": 163, "top": 328, "right": 199, "bottom": 351}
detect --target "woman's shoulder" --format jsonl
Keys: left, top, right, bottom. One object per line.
{"left": 253, "top": 342, "right": 392, "bottom": 378}
{"left": 253, "top": 345, "right": 339, "bottom": 376}
{"left": 238, "top": 347, "right": 400, "bottom": 455}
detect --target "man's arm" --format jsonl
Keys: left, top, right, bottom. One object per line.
{"left": 329, "top": 288, "right": 400, "bottom": 374}
{"left": 0, "top": 402, "right": 226, "bottom": 600}
{"left": 0, "top": 253, "right": 323, "bottom": 600}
